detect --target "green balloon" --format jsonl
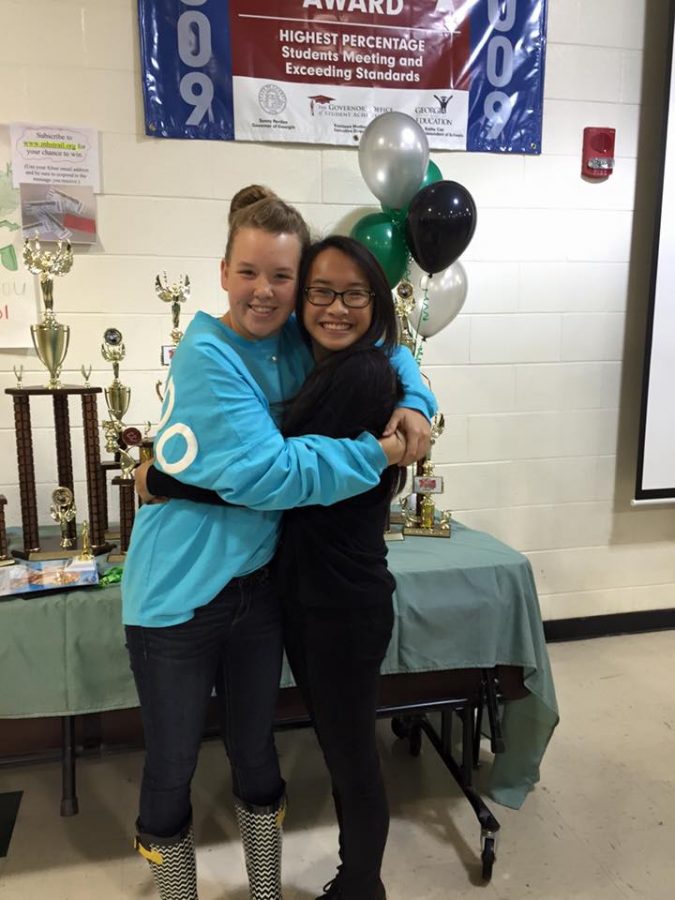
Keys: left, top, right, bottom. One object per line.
{"left": 419, "top": 159, "right": 443, "bottom": 191}
{"left": 350, "top": 212, "right": 409, "bottom": 288}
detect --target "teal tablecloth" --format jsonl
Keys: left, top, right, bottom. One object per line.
{"left": 0, "top": 522, "right": 558, "bottom": 809}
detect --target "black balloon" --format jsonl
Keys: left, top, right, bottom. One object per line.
{"left": 405, "top": 180, "right": 477, "bottom": 275}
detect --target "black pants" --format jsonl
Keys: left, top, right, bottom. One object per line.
{"left": 126, "top": 567, "right": 284, "bottom": 838}
{"left": 283, "top": 598, "right": 394, "bottom": 900}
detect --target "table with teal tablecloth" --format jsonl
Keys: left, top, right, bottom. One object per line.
{"left": 0, "top": 521, "right": 559, "bottom": 810}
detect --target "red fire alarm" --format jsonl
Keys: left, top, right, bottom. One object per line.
{"left": 582, "top": 127, "right": 615, "bottom": 179}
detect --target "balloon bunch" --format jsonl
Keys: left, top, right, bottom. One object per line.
{"left": 350, "top": 113, "right": 477, "bottom": 360}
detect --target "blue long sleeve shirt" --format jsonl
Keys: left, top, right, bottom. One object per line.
{"left": 122, "top": 312, "right": 436, "bottom": 626}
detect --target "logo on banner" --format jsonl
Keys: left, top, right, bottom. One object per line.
{"left": 259, "top": 84, "right": 287, "bottom": 116}
{"left": 309, "top": 95, "right": 335, "bottom": 116}
{"left": 433, "top": 95, "right": 453, "bottom": 113}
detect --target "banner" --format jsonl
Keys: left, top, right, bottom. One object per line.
{"left": 139, "top": 0, "right": 547, "bottom": 154}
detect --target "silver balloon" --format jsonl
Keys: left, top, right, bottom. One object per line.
{"left": 408, "top": 260, "right": 468, "bottom": 338}
{"left": 358, "top": 112, "right": 429, "bottom": 210}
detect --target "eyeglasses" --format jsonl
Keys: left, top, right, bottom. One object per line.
{"left": 305, "top": 286, "right": 374, "bottom": 308}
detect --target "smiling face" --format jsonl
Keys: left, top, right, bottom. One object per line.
{"left": 302, "top": 247, "right": 374, "bottom": 360}
{"left": 221, "top": 227, "right": 302, "bottom": 341}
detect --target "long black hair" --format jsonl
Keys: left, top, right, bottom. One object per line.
{"left": 294, "top": 235, "right": 399, "bottom": 355}
{"left": 283, "top": 235, "right": 406, "bottom": 498}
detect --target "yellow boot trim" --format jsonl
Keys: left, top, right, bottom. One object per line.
{"left": 275, "top": 800, "right": 287, "bottom": 828}
{"left": 134, "top": 836, "right": 163, "bottom": 865}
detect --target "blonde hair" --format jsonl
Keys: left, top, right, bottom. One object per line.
{"left": 225, "top": 185, "right": 310, "bottom": 261}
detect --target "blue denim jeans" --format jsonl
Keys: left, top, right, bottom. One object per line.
{"left": 125, "top": 566, "right": 284, "bottom": 838}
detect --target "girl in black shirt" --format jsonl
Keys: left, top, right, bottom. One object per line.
{"left": 277, "top": 236, "right": 405, "bottom": 900}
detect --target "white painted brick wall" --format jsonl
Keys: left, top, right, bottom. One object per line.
{"left": 0, "top": 0, "right": 672, "bottom": 619}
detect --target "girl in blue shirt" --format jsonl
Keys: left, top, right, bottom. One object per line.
{"left": 127, "top": 189, "right": 435, "bottom": 900}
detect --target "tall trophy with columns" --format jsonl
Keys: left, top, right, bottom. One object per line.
{"left": 4, "top": 240, "right": 110, "bottom": 558}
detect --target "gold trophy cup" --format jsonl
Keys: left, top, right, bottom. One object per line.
{"left": 24, "top": 237, "right": 73, "bottom": 389}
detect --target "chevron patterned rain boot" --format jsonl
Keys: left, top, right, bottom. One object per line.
{"left": 135, "top": 817, "right": 198, "bottom": 900}
{"left": 234, "top": 792, "right": 285, "bottom": 900}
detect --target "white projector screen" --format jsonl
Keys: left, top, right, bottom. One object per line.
{"left": 636, "top": 4, "right": 675, "bottom": 502}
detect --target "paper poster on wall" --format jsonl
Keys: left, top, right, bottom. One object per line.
{"left": 0, "top": 126, "right": 38, "bottom": 349}
{"left": 20, "top": 184, "right": 97, "bottom": 244}
{"left": 138, "top": 0, "right": 547, "bottom": 154}
{"left": 9, "top": 123, "right": 101, "bottom": 191}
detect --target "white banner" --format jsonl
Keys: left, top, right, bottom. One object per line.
{"left": 233, "top": 76, "right": 468, "bottom": 148}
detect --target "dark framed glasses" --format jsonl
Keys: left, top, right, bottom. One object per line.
{"left": 305, "top": 287, "right": 374, "bottom": 309}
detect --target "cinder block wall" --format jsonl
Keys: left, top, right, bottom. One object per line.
{"left": 0, "top": 0, "right": 672, "bottom": 620}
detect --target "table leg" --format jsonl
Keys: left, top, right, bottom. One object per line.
{"left": 60, "top": 716, "right": 79, "bottom": 817}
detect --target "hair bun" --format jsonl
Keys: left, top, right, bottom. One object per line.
{"left": 229, "top": 184, "right": 278, "bottom": 223}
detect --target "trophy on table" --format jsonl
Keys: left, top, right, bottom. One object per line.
{"left": 400, "top": 413, "right": 452, "bottom": 538}
{"left": 50, "top": 487, "right": 77, "bottom": 549}
{"left": 0, "top": 495, "right": 15, "bottom": 566}
{"left": 101, "top": 328, "right": 142, "bottom": 561}
{"left": 24, "top": 237, "right": 72, "bottom": 389}
{"left": 394, "top": 280, "right": 417, "bottom": 354}
{"left": 4, "top": 239, "right": 111, "bottom": 559}
{"left": 148, "top": 272, "right": 190, "bottom": 455}
{"left": 156, "top": 271, "right": 190, "bottom": 365}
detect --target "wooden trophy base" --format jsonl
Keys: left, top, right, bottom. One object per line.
{"left": 0, "top": 557, "right": 16, "bottom": 567}
{"left": 12, "top": 536, "right": 116, "bottom": 561}
{"left": 384, "top": 528, "right": 405, "bottom": 542}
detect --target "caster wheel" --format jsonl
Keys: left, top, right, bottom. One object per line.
{"left": 481, "top": 836, "right": 496, "bottom": 881}
{"left": 391, "top": 717, "right": 411, "bottom": 739}
{"left": 409, "top": 724, "right": 422, "bottom": 757}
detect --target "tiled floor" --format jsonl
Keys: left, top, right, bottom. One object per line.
{"left": 1, "top": 630, "right": 674, "bottom": 899}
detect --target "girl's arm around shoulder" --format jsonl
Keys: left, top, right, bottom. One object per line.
{"left": 154, "top": 336, "right": 388, "bottom": 510}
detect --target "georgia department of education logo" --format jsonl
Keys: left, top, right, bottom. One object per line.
{"left": 259, "top": 84, "right": 287, "bottom": 116}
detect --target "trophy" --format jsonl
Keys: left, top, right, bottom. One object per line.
{"left": 401, "top": 413, "right": 452, "bottom": 538}
{"left": 0, "top": 495, "right": 15, "bottom": 566}
{"left": 101, "top": 328, "right": 140, "bottom": 561}
{"left": 50, "top": 486, "right": 77, "bottom": 549}
{"left": 4, "top": 242, "right": 111, "bottom": 560}
{"left": 394, "top": 280, "right": 417, "bottom": 354}
{"left": 156, "top": 271, "right": 190, "bottom": 365}
{"left": 147, "top": 272, "right": 190, "bottom": 459}
{"left": 77, "top": 520, "right": 95, "bottom": 561}
{"left": 24, "top": 237, "right": 72, "bottom": 389}
{"left": 102, "top": 328, "right": 131, "bottom": 455}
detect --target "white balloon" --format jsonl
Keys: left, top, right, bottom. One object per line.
{"left": 358, "top": 112, "right": 429, "bottom": 209}
{"left": 408, "top": 260, "right": 468, "bottom": 338}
